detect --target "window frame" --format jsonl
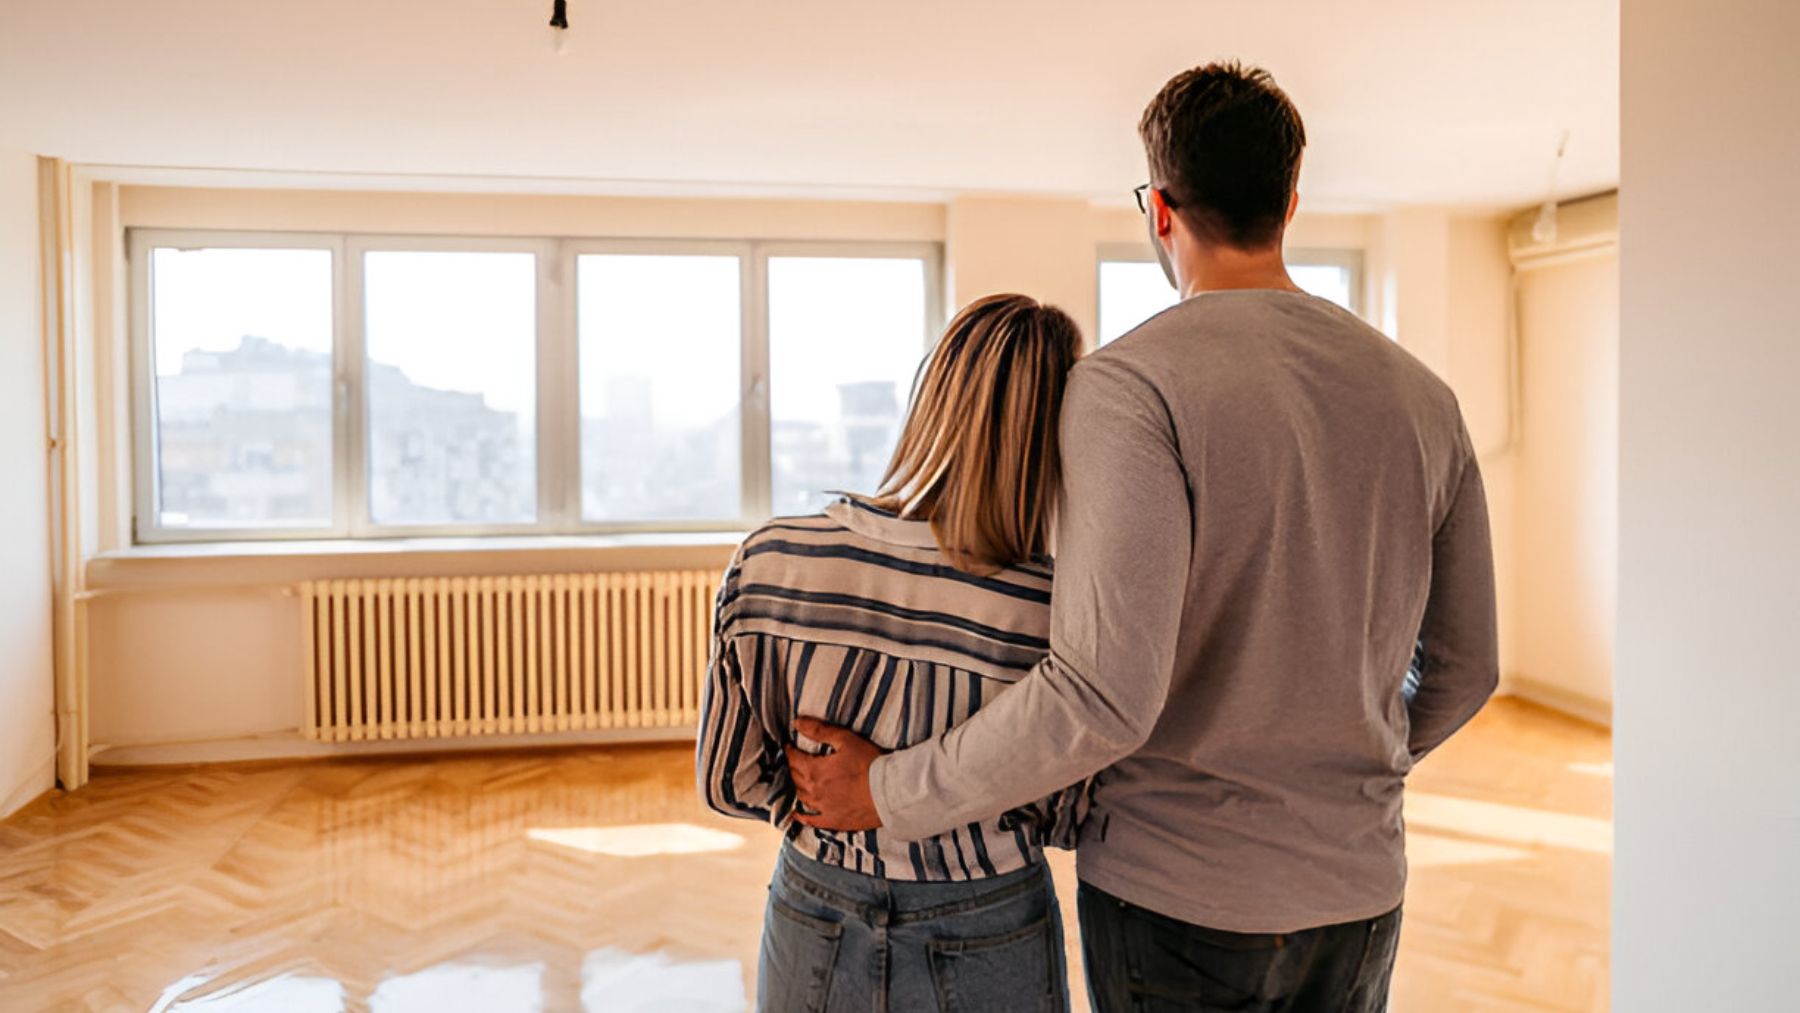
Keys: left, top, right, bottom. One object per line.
{"left": 1094, "top": 241, "right": 1367, "bottom": 334}
{"left": 1282, "top": 247, "right": 1366, "bottom": 315}
{"left": 129, "top": 228, "right": 351, "bottom": 544}
{"left": 347, "top": 234, "right": 562, "bottom": 539}
{"left": 128, "top": 229, "right": 943, "bottom": 545}
{"left": 564, "top": 237, "right": 762, "bottom": 535}
{"left": 758, "top": 240, "right": 946, "bottom": 518}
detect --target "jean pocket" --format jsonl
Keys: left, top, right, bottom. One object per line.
{"left": 758, "top": 896, "right": 844, "bottom": 1013}
{"left": 929, "top": 916, "right": 1059, "bottom": 1013}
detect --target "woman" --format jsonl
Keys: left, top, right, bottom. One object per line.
{"left": 697, "top": 293, "right": 1086, "bottom": 1012}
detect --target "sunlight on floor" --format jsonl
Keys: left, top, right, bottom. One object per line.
{"left": 1406, "top": 792, "right": 1613, "bottom": 855}
{"left": 527, "top": 823, "right": 747, "bottom": 857}
{"left": 1406, "top": 830, "right": 1534, "bottom": 868}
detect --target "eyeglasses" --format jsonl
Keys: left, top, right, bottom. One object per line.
{"left": 1133, "top": 183, "right": 1178, "bottom": 214}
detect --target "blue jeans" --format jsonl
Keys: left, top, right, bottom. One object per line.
{"left": 759, "top": 844, "right": 1071, "bottom": 1013}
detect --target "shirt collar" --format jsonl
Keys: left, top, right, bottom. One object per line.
{"left": 824, "top": 497, "right": 941, "bottom": 551}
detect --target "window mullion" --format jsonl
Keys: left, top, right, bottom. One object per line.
{"left": 538, "top": 239, "right": 578, "bottom": 533}
{"left": 127, "top": 230, "right": 157, "bottom": 544}
{"left": 330, "top": 234, "right": 353, "bottom": 539}
{"left": 340, "top": 236, "right": 370, "bottom": 538}
{"left": 742, "top": 244, "right": 773, "bottom": 525}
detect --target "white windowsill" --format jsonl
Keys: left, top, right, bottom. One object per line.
{"left": 86, "top": 531, "right": 747, "bottom": 594}
{"left": 99, "top": 529, "right": 748, "bottom": 561}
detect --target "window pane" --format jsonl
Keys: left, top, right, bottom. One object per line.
{"left": 363, "top": 251, "right": 538, "bottom": 527}
{"left": 578, "top": 255, "right": 742, "bottom": 523}
{"left": 149, "top": 246, "right": 334, "bottom": 530}
{"left": 1097, "top": 256, "right": 1359, "bottom": 346}
{"left": 768, "top": 257, "right": 928, "bottom": 516}
{"left": 1289, "top": 263, "right": 1356, "bottom": 311}
{"left": 1097, "top": 260, "right": 1180, "bottom": 345}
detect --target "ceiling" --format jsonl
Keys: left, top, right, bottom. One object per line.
{"left": 0, "top": 0, "right": 1619, "bottom": 210}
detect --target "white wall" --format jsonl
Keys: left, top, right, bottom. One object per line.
{"left": 0, "top": 151, "right": 56, "bottom": 818}
{"left": 1442, "top": 216, "right": 1519, "bottom": 694}
{"left": 947, "top": 196, "right": 1097, "bottom": 346}
{"left": 1377, "top": 209, "right": 1454, "bottom": 378}
{"left": 1513, "top": 247, "right": 1617, "bottom": 720}
{"left": 1616, "top": 1, "right": 1800, "bottom": 1008}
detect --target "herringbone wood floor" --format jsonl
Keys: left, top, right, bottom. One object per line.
{"left": 0, "top": 697, "right": 1608, "bottom": 1012}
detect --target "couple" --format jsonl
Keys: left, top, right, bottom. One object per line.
{"left": 698, "top": 61, "right": 1497, "bottom": 1013}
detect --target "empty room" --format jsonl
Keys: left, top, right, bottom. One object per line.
{"left": 1, "top": 2, "right": 1794, "bottom": 1011}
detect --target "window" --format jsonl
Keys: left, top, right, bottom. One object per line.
{"left": 361, "top": 248, "right": 539, "bottom": 528}
{"left": 130, "top": 231, "right": 939, "bottom": 542}
{"left": 1097, "top": 258, "right": 1185, "bottom": 351}
{"left": 141, "top": 243, "right": 337, "bottom": 533}
{"left": 576, "top": 251, "right": 743, "bottom": 524}
{"left": 768, "top": 255, "right": 929, "bottom": 515}
{"left": 1095, "top": 246, "right": 1365, "bottom": 345}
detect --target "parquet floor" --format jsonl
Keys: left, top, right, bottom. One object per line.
{"left": 0, "top": 697, "right": 1609, "bottom": 1012}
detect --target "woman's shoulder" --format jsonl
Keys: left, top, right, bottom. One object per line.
{"left": 730, "top": 501, "right": 1051, "bottom": 598}
{"left": 727, "top": 509, "right": 856, "bottom": 578}
{"left": 745, "top": 510, "right": 849, "bottom": 546}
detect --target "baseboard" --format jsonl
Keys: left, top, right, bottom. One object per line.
{"left": 1, "top": 756, "right": 57, "bottom": 820}
{"left": 90, "top": 725, "right": 696, "bottom": 768}
{"left": 1504, "top": 675, "right": 1613, "bottom": 728}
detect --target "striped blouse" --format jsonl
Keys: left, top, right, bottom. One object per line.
{"left": 696, "top": 497, "right": 1086, "bottom": 881}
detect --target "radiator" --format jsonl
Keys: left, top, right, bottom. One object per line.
{"left": 299, "top": 571, "right": 721, "bottom": 743}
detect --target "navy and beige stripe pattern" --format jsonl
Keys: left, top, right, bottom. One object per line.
{"left": 697, "top": 498, "right": 1085, "bottom": 882}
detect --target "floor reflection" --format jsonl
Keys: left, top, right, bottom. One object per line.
{"left": 156, "top": 951, "right": 747, "bottom": 1012}
{"left": 528, "top": 823, "right": 746, "bottom": 858}
{"left": 158, "top": 972, "right": 345, "bottom": 1012}
{"left": 370, "top": 961, "right": 545, "bottom": 1012}
{"left": 581, "top": 949, "right": 746, "bottom": 1012}
{"left": 92, "top": 746, "right": 776, "bottom": 1013}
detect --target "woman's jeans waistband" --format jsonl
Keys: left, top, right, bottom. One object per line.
{"left": 776, "top": 843, "right": 1050, "bottom": 927}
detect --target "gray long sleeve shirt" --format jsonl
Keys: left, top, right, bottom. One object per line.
{"left": 869, "top": 289, "right": 1499, "bottom": 933}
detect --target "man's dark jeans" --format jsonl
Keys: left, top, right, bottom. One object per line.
{"left": 1078, "top": 883, "right": 1402, "bottom": 1013}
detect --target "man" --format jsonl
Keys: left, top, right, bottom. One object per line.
{"left": 789, "top": 61, "right": 1497, "bottom": 1011}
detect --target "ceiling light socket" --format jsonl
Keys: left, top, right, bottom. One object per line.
{"left": 548, "top": 0, "right": 570, "bottom": 56}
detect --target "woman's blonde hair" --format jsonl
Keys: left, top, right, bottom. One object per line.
{"left": 870, "top": 293, "right": 1081, "bottom": 574}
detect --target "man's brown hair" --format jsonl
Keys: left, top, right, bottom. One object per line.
{"left": 871, "top": 294, "right": 1080, "bottom": 574}
{"left": 1139, "top": 61, "right": 1307, "bottom": 249}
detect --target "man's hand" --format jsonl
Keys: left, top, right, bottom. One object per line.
{"left": 786, "top": 718, "right": 885, "bottom": 832}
